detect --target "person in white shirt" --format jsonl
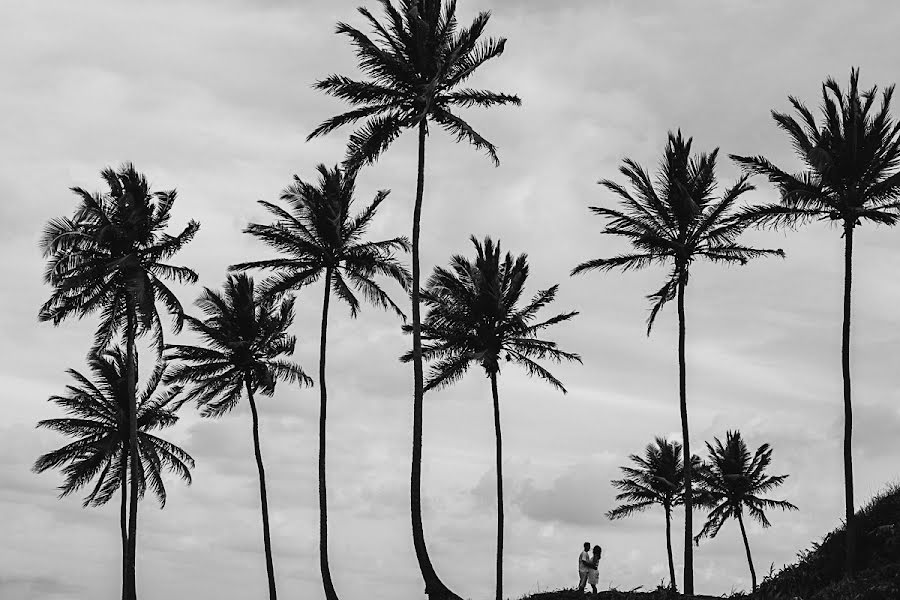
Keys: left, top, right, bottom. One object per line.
{"left": 577, "top": 542, "right": 592, "bottom": 592}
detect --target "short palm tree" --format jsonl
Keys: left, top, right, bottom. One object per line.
{"left": 308, "top": 4, "right": 519, "bottom": 595}
{"left": 402, "top": 236, "right": 580, "bottom": 600}
{"left": 731, "top": 68, "right": 900, "bottom": 576}
{"left": 231, "top": 165, "right": 410, "bottom": 600}
{"left": 165, "top": 274, "right": 312, "bottom": 600}
{"left": 33, "top": 346, "right": 193, "bottom": 599}
{"left": 607, "top": 437, "right": 702, "bottom": 592}
{"left": 571, "top": 131, "right": 783, "bottom": 594}
{"left": 38, "top": 163, "right": 198, "bottom": 600}
{"left": 693, "top": 430, "right": 797, "bottom": 593}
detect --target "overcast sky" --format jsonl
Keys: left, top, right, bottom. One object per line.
{"left": 3, "top": 1, "right": 900, "bottom": 599}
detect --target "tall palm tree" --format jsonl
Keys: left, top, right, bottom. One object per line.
{"left": 606, "top": 437, "right": 701, "bottom": 592}
{"left": 571, "top": 131, "right": 783, "bottom": 594}
{"left": 402, "top": 236, "right": 580, "bottom": 600}
{"left": 693, "top": 430, "right": 797, "bottom": 593}
{"left": 164, "top": 274, "right": 312, "bottom": 600}
{"left": 33, "top": 346, "right": 194, "bottom": 599}
{"left": 308, "top": 3, "right": 519, "bottom": 595}
{"left": 231, "top": 165, "right": 410, "bottom": 600}
{"left": 39, "top": 163, "right": 198, "bottom": 600}
{"left": 731, "top": 68, "right": 900, "bottom": 576}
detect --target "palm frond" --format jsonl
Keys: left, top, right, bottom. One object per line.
{"left": 431, "top": 106, "right": 499, "bottom": 166}
{"left": 606, "top": 500, "right": 656, "bottom": 520}
{"left": 571, "top": 253, "right": 663, "bottom": 276}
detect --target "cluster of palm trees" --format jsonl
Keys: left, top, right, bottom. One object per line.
{"left": 571, "top": 66, "right": 900, "bottom": 595}
{"left": 31, "top": 0, "right": 900, "bottom": 598}
{"left": 607, "top": 432, "right": 797, "bottom": 594}
{"left": 37, "top": 166, "right": 200, "bottom": 599}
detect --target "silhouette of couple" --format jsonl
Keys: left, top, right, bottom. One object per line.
{"left": 577, "top": 542, "right": 602, "bottom": 595}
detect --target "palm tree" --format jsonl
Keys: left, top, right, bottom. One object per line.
{"left": 164, "top": 274, "right": 312, "bottom": 600}
{"left": 730, "top": 68, "right": 900, "bottom": 576}
{"left": 308, "top": 4, "right": 520, "bottom": 595}
{"left": 33, "top": 346, "right": 194, "bottom": 599}
{"left": 38, "top": 163, "right": 198, "bottom": 600}
{"left": 231, "top": 165, "right": 410, "bottom": 600}
{"left": 693, "top": 430, "right": 798, "bottom": 593}
{"left": 401, "top": 236, "right": 580, "bottom": 600}
{"left": 606, "top": 437, "right": 702, "bottom": 592}
{"left": 571, "top": 131, "right": 783, "bottom": 594}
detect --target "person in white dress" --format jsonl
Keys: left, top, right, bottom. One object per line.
{"left": 586, "top": 545, "right": 602, "bottom": 596}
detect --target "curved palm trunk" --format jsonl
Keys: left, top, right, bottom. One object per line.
{"left": 677, "top": 276, "right": 694, "bottom": 596}
{"left": 841, "top": 223, "right": 856, "bottom": 577}
{"left": 318, "top": 268, "right": 339, "bottom": 600}
{"left": 664, "top": 505, "right": 676, "bottom": 592}
{"left": 124, "top": 298, "right": 139, "bottom": 600}
{"left": 490, "top": 373, "right": 504, "bottom": 600}
{"left": 120, "top": 449, "right": 129, "bottom": 600}
{"left": 245, "top": 379, "right": 278, "bottom": 600}
{"left": 410, "top": 119, "right": 457, "bottom": 600}
{"left": 737, "top": 511, "right": 757, "bottom": 592}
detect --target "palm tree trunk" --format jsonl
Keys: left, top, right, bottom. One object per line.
{"left": 245, "top": 379, "right": 278, "bottom": 600}
{"left": 318, "top": 268, "right": 339, "bottom": 600}
{"left": 120, "top": 448, "right": 128, "bottom": 600}
{"left": 842, "top": 223, "right": 856, "bottom": 578}
{"left": 737, "top": 511, "right": 757, "bottom": 592}
{"left": 409, "top": 119, "right": 455, "bottom": 600}
{"left": 490, "top": 373, "right": 504, "bottom": 600}
{"left": 124, "top": 297, "right": 139, "bottom": 600}
{"left": 677, "top": 275, "right": 694, "bottom": 596}
{"left": 664, "top": 505, "right": 676, "bottom": 592}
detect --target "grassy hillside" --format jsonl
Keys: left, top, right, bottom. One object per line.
{"left": 517, "top": 484, "right": 900, "bottom": 600}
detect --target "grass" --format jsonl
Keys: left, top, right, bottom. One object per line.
{"left": 517, "top": 586, "right": 685, "bottom": 600}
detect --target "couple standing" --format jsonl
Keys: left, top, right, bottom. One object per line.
{"left": 577, "top": 542, "right": 602, "bottom": 595}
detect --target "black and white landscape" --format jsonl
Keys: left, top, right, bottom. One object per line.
{"left": 2, "top": 1, "right": 899, "bottom": 599}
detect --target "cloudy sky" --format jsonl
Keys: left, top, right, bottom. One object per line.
{"left": 4, "top": 0, "right": 900, "bottom": 598}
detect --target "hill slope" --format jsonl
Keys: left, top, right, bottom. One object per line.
{"left": 750, "top": 483, "right": 900, "bottom": 599}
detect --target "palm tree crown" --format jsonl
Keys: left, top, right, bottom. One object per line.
{"left": 232, "top": 164, "right": 410, "bottom": 312}
{"left": 33, "top": 347, "right": 194, "bottom": 508}
{"left": 308, "top": 0, "right": 521, "bottom": 168}
{"left": 164, "top": 273, "right": 313, "bottom": 415}
{"left": 39, "top": 163, "right": 200, "bottom": 352}
{"left": 405, "top": 235, "right": 581, "bottom": 389}
{"left": 573, "top": 130, "right": 783, "bottom": 332}
{"left": 694, "top": 431, "right": 797, "bottom": 542}
{"left": 607, "top": 437, "right": 700, "bottom": 520}
{"left": 732, "top": 68, "right": 900, "bottom": 230}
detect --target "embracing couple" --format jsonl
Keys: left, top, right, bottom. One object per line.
{"left": 577, "top": 542, "right": 602, "bottom": 595}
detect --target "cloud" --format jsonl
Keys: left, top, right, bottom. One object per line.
{"left": 0, "top": 575, "right": 83, "bottom": 600}
{"left": 516, "top": 458, "right": 618, "bottom": 526}
{"left": 850, "top": 402, "right": 900, "bottom": 460}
